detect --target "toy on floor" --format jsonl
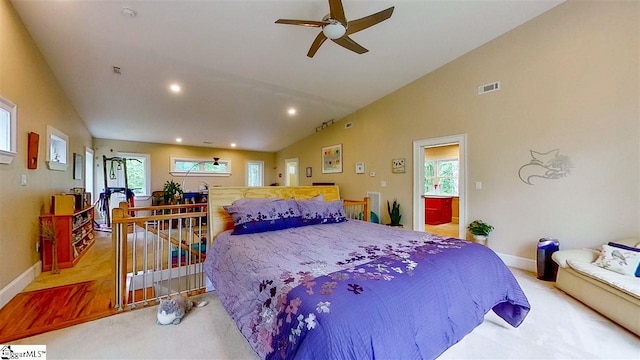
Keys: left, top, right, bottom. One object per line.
{"left": 156, "top": 294, "right": 208, "bottom": 325}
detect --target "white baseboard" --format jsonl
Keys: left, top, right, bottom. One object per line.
{"left": 496, "top": 252, "right": 536, "bottom": 273}
{"left": 0, "top": 261, "right": 41, "bottom": 310}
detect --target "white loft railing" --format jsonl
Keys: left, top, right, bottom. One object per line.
{"left": 111, "top": 202, "right": 208, "bottom": 311}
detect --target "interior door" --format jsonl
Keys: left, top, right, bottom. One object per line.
{"left": 413, "top": 134, "right": 466, "bottom": 237}
{"left": 284, "top": 158, "right": 299, "bottom": 186}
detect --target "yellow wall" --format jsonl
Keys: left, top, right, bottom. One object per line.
{"left": 0, "top": 0, "right": 93, "bottom": 290}
{"left": 2, "top": 0, "right": 638, "bottom": 292}
{"left": 277, "top": 1, "right": 639, "bottom": 259}
{"left": 93, "top": 138, "right": 276, "bottom": 207}
{"left": 0, "top": 0, "right": 277, "bottom": 292}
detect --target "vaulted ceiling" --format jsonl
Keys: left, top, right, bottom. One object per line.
{"left": 11, "top": 0, "right": 564, "bottom": 151}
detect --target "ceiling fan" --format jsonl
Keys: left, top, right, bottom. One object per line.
{"left": 275, "top": 0, "right": 394, "bottom": 58}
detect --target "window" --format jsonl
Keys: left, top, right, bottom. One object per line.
{"left": 170, "top": 156, "right": 231, "bottom": 177}
{"left": 247, "top": 161, "right": 264, "bottom": 186}
{"left": 46, "top": 126, "right": 69, "bottom": 171}
{"left": 0, "top": 96, "right": 17, "bottom": 164}
{"left": 119, "top": 152, "right": 151, "bottom": 198}
{"left": 425, "top": 159, "right": 459, "bottom": 195}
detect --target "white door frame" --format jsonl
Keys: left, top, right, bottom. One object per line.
{"left": 412, "top": 134, "right": 467, "bottom": 237}
{"left": 284, "top": 158, "right": 299, "bottom": 187}
{"left": 85, "top": 147, "right": 94, "bottom": 202}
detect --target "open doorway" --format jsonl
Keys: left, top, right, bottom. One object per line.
{"left": 84, "top": 147, "right": 94, "bottom": 203}
{"left": 413, "top": 134, "right": 466, "bottom": 238}
{"left": 284, "top": 158, "right": 299, "bottom": 186}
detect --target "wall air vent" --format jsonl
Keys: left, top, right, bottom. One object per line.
{"left": 478, "top": 81, "right": 500, "bottom": 95}
{"left": 366, "top": 192, "right": 381, "bottom": 223}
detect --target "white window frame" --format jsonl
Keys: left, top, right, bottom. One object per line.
{"left": 119, "top": 152, "right": 151, "bottom": 199}
{"left": 85, "top": 147, "right": 94, "bottom": 202}
{"left": 46, "top": 125, "right": 69, "bottom": 171}
{"left": 169, "top": 156, "right": 232, "bottom": 177}
{"left": 0, "top": 96, "right": 17, "bottom": 165}
{"left": 425, "top": 158, "right": 459, "bottom": 196}
{"left": 246, "top": 160, "right": 264, "bottom": 187}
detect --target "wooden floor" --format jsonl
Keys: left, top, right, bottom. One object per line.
{"left": 0, "top": 230, "right": 116, "bottom": 343}
{"left": 426, "top": 222, "right": 460, "bottom": 238}
{"left": 0, "top": 225, "right": 206, "bottom": 343}
{"left": 0, "top": 279, "right": 117, "bottom": 343}
{"left": 23, "top": 230, "right": 113, "bottom": 292}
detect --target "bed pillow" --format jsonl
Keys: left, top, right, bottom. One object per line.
{"left": 297, "top": 199, "right": 346, "bottom": 226}
{"left": 593, "top": 244, "right": 640, "bottom": 277}
{"left": 607, "top": 242, "right": 640, "bottom": 277}
{"left": 224, "top": 199, "right": 302, "bottom": 235}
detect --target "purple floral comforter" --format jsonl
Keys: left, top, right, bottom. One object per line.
{"left": 204, "top": 220, "right": 530, "bottom": 360}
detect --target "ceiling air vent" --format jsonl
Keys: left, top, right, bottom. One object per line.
{"left": 478, "top": 81, "right": 500, "bottom": 95}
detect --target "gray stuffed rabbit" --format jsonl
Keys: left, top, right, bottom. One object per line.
{"left": 157, "top": 295, "right": 208, "bottom": 325}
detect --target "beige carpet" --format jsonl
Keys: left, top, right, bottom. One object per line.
{"left": 11, "top": 269, "right": 640, "bottom": 359}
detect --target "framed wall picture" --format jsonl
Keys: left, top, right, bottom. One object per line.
{"left": 322, "top": 144, "right": 342, "bottom": 174}
{"left": 392, "top": 158, "right": 406, "bottom": 173}
{"left": 73, "top": 153, "right": 83, "bottom": 180}
{"left": 306, "top": 167, "right": 312, "bottom": 177}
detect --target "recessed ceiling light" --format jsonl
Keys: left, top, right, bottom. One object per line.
{"left": 176, "top": 138, "right": 182, "bottom": 143}
{"left": 230, "top": 143, "right": 237, "bottom": 148}
{"left": 288, "top": 108, "right": 297, "bottom": 115}
{"left": 170, "top": 84, "right": 181, "bottom": 93}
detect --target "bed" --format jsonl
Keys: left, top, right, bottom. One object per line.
{"left": 205, "top": 186, "right": 530, "bottom": 359}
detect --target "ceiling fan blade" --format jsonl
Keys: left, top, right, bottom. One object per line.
{"left": 328, "top": 0, "right": 347, "bottom": 25}
{"left": 346, "top": 6, "right": 394, "bottom": 35}
{"left": 275, "top": 19, "right": 326, "bottom": 28}
{"left": 332, "top": 36, "right": 368, "bottom": 54}
{"left": 307, "top": 32, "right": 328, "bottom": 58}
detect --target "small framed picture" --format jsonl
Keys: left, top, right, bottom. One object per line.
{"left": 322, "top": 144, "right": 342, "bottom": 174}
{"left": 355, "top": 162, "right": 365, "bottom": 174}
{"left": 392, "top": 158, "right": 405, "bottom": 173}
{"left": 306, "top": 167, "right": 312, "bottom": 177}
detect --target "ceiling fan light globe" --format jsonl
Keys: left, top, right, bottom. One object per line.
{"left": 323, "top": 23, "right": 346, "bottom": 39}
